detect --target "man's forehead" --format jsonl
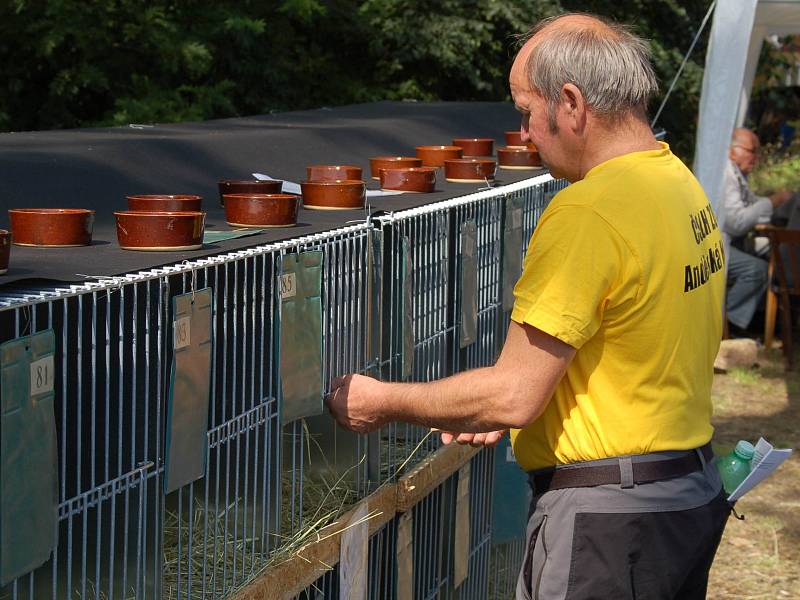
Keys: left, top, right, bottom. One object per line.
{"left": 733, "top": 129, "right": 759, "bottom": 147}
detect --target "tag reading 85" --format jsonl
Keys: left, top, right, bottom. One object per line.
{"left": 281, "top": 272, "right": 297, "bottom": 300}
{"left": 30, "top": 355, "right": 54, "bottom": 397}
{"left": 174, "top": 316, "right": 191, "bottom": 350}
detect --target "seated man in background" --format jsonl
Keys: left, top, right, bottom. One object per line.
{"left": 723, "top": 128, "right": 792, "bottom": 335}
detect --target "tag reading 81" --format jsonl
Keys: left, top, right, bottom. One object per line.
{"left": 29, "top": 355, "right": 55, "bottom": 397}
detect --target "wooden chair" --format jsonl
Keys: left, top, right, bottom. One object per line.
{"left": 763, "top": 227, "right": 800, "bottom": 367}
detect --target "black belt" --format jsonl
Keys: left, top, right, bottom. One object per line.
{"left": 528, "top": 443, "right": 714, "bottom": 495}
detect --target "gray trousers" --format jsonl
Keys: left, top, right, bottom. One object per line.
{"left": 516, "top": 450, "right": 728, "bottom": 600}
{"left": 726, "top": 246, "right": 768, "bottom": 329}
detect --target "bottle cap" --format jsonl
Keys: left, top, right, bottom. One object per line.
{"left": 734, "top": 440, "right": 755, "bottom": 460}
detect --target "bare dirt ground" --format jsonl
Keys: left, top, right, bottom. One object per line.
{"left": 707, "top": 348, "right": 800, "bottom": 599}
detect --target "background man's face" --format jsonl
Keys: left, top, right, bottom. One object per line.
{"left": 730, "top": 134, "right": 760, "bottom": 175}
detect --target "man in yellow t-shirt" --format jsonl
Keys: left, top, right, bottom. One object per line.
{"left": 510, "top": 141, "right": 724, "bottom": 471}
{"left": 327, "top": 13, "right": 730, "bottom": 599}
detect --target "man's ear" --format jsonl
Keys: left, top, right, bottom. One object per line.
{"left": 560, "top": 83, "right": 586, "bottom": 133}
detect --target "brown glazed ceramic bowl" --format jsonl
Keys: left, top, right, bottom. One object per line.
{"left": 505, "top": 131, "right": 526, "bottom": 147}
{"left": 301, "top": 180, "right": 366, "bottom": 210}
{"left": 0, "top": 230, "right": 9, "bottom": 274}
{"left": 369, "top": 156, "right": 422, "bottom": 179}
{"left": 452, "top": 138, "right": 494, "bottom": 157}
{"left": 217, "top": 180, "right": 283, "bottom": 206}
{"left": 415, "top": 145, "right": 464, "bottom": 167}
{"left": 9, "top": 208, "right": 94, "bottom": 247}
{"left": 127, "top": 195, "right": 202, "bottom": 212}
{"left": 444, "top": 158, "right": 497, "bottom": 182}
{"left": 306, "top": 165, "right": 363, "bottom": 182}
{"left": 379, "top": 167, "right": 437, "bottom": 193}
{"left": 114, "top": 211, "right": 205, "bottom": 251}
{"left": 223, "top": 194, "right": 299, "bottom": 228}
{"left": 497, "top": 147, "right": 542, "bottom": 169}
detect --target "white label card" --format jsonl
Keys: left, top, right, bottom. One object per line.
{"left": 30, "top": 355, "right": 55, "bottom": 396}
{"left": 174, "top": 316, "right": 191, "bottom": 350}
{"left": 280, "top": 272, "right": 297, "bottom": 300}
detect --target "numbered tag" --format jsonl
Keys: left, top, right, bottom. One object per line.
{"left": 174, "top": 316, "right": 191, "bottom": 350}
{"left": 29, "top": 356, "right": 54, "bottom": 396}
{"left": 280, "top": 272, "right": 297, "bottom": 300}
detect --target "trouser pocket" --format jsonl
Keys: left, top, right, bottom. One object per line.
{"left": 533, "top": 515, "right": 549, "bottom": 599}
{"left": 516, "top": 513, "right": 548, "bottom": 600}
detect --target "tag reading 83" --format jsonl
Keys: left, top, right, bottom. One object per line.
{"left": 174, "top": 316, "right": 191, "bottom": 350}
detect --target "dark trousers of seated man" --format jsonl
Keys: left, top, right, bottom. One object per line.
{"left": 727, "top": 245, "right": 768, "bottom": 331}
{"left": 515, "top": 449, "right": 730, "bottom": 600}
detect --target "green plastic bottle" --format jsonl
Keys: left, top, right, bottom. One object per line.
{"left": 717, "top": 440, "right": 755, "bottom": 494}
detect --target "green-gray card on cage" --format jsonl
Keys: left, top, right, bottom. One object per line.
{"left": 502, "top": 198, "right": 525, "bottom": 312}
{"left": 279, "top": 250, "right": 324, "bottom": 424}
{"left": 366, "top": 228, "right": 383, "bottom": 376}
{"left": 401, "top": 236, "right": 414, "bottom": 380}
{"left": 0, "top": 330, "right": 58, "bottom": 585}
{"left": 164, "top": 288, "right": 213, "bottom": 494}
{"left": 491, "top": 435, "right": 530, "bottom": 544}
{"left": 460, "top": 220, "right": 478, "bottom": 348}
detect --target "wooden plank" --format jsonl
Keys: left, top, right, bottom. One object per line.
{"left": 230, "top": 444, "right": 483, "bottom": 599}
{"left": 229, "top": 483, "right": 397, "bottom": 600}
{"left": 396, "top": 444, "right": 481, "bottom": 513}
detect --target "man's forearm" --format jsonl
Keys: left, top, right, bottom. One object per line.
{"left": 381, "top": 365, "right": 532, "bottom": 433}
{"left": 325, "top": 321, "right": 575, "bottom": 435}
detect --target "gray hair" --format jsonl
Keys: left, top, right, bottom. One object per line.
{"left": 524, "top": 14, "right": 658, "bottom": 130}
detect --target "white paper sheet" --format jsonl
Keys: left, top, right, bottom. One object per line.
{"left": 252, "top": 173, "right": 403, "bottom": 197}
{"left": 252, "top": 173, "right": 301, "bottom": 195}
{"left": 727, "top": 437, "right": 793, "bottom": 502}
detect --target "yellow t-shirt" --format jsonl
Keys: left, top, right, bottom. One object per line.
{"left": 510, "top": 143, "right": 725, "bottom": 471}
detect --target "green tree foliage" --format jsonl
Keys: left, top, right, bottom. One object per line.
{"left": 359, "top": 0, "right": 560, "bottom": 101}
{"left": 747, "top": 35, "right": 800, "bottom": 142}
{"left": 560, "top": 0, "right": 713, "bottom": 159}
{"left": 0, "top": 1, "right": 715, "bottom": 159}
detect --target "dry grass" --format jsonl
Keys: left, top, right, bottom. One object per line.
{"left": 160, "top": 427, "right": 434, "bottom": 599}
{"left": 708, "top": 347, "right": 800, "bottom": 599}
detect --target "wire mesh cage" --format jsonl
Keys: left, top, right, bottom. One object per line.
{"left": 488, "top": 538, "right": 525, "bottom": 600}
{"left": 0, "top": 174, "right": 559, "bottom": 600}
{"left": 292, "top": 447, "right": 494, "bottom": 600}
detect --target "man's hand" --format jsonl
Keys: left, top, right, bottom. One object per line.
{"left": 325, "top": 374, "right": 388, "bottom": 434}
{"left": 770, "top": 190, "right": 793, "bottom": 208}
{"left": 439, "top": 430, "right": 506, "bottom": 447}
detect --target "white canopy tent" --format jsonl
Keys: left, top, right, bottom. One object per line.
{"left": 693, "top": 0, "right": 800, "bottom": 226}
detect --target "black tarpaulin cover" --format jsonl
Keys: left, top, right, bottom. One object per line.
{"left": 0, "top": 101, "right": 543, "bottom": 285}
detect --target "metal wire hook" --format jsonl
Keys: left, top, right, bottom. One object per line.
{"left": 180, "top": 260, "right": 197, "bottom": 301}
{"left": 20, "top": 304, "right": 31, "bottom": 337}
